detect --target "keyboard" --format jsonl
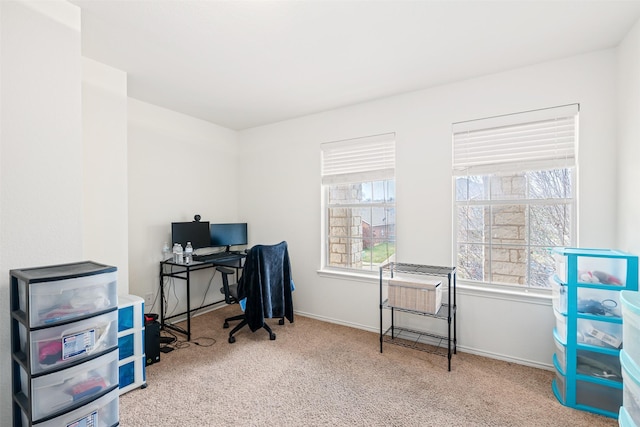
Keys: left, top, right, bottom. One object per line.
{"left": 193, "top": 252, "right": 240, "bottom": 263}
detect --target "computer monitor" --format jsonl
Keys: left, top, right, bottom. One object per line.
{"left": 209, "top": 223, "right": 248, "bottom": 252}
{"left": 171, "top": 221, "right": 210, "bottom": 249}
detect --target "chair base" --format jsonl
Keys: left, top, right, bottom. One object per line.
{"left": 223, "top": 314, "right": 244, "bottom": 329}
{"left": 223, "top": 314, "right": 283, "bottom": 343}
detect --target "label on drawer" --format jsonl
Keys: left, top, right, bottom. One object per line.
{"left": 63, "top": 329, "right": 96, "bottom": 360}
{"left": 67, "top": 410, "right": 97, "bottom": 427}
{"left": 586, "top": 326, "right": 622, "bottom": 349}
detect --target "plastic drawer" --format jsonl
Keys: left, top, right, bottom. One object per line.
{"left": 552, "top": 280, "right": 568, "bottom": 314}
{"left": 119, "top": 358, "right": 135, "bottom": 388}
{"left": 554, "top": 308, "right": 622, "bottom": 350}
{"left": 576, "top": 317, "right": 622, "bottom": 349}
{"left": 118, "top": 329, "right": 143, "bottom": 361}
{"left": 554, "top": 332, "right": 566, "bottom": 373}
{"left": 118, "top": 305, "right": 135, "bottom": 332}
{"left": 118, "top": 294, "right": 144, "bottom": 333}
{"left": 620, "top": 406, "right": 639, "bottom": 427}
{"left": 554, "top": 309, "right": 567, "bottom": 343}
{"left": 553, "top": 366, "right": 566, "bottom": 403}
{"left": 19, "top": 309, "right": 118, "bottom": 375}
{"left": 119, "top": 356, "right": 146, "bottom": 395}
{"left": 553, "top": 282, "right": 625, "bottom": 319}
{"left": 22, "top": 387, "right": 119, "bottom": 427}
{"left": 18, "top": 348, "right": 118, "bottom": 422}
{"left": 555, "top": 363, "right": 622, "bottom": 414}
{"left": 554, "top": 336, "right": 621, "bottom": 382}
{"left": 622, "top": 291, "right": 640, "bottom": 366}
{"left": 554, "top": 248, "right": 635, "bottom": 288}
{"left": 13, "top": 262, "right": 117, "bottom": 328}
{"left": 553, "top": 369, "right": 622, "bottom": 414}
{"left": 575, "top": 287, "right": 623, "bottom": 319}
{"left": 575, "top": 379, "right": 622, "bottom": 414}
{"left": 576, "top": 348, "right": 622, "bottom": 382}
{"left": 622, "top": 350, "right": 640, "bottom": 425}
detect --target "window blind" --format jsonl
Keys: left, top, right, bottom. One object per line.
{"left": 321, "top": 133, "right": 395, "bottom": 185}
{"left": 452, "top": 104, "right": 578, "bottom": 175}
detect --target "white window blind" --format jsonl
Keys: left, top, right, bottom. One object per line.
{"left": 321, "top": 133, "right": 395, "bottom": 185}
{"left": 452, "top": 104, "right": 578, "bottom": 175}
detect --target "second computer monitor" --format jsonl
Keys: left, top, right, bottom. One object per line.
{"left": 210, "top": 223, "right": 248, "bottom": 251}
{"left": 171, "top": 221, "right": 211, "bottom": 249}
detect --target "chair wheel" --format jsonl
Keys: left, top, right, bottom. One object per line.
{"left": 223, "top": 322, "right": 229, "bottom": 329}
{"left": 270, "top": 333, "right": 276, "bottom": 340}
{"left": 279, "top": 318, "right": 284, "bottom": 325}
{"left": 228, "top": 336, "right": 236, "bottom": 344}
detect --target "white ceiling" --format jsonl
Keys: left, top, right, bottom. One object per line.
{"left": 72, "top": 0, "right": 640, "bottom": 130}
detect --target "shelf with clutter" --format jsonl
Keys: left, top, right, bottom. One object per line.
{"left": 379, "top": 262, "right": 457, "bottom": 371}
{"left": 551, "top": 248, "right": 639, "bottom": 419}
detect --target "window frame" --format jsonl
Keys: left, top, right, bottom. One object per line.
{"left": 320, "top": 133, "right": 396, "bottom": 274}
{"left": 452, "top": 105, "right": 578, "bottom": 289}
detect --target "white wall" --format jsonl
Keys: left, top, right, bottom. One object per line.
{"left": 127, "top": 98, "right": 239, "bottom": 314}
{"left": 0, "top": 0, "right": 83, "bottom": 420}
{"left": 617, "top": 19, "right": 640, "bottom": 254}
{"left": 238, "top": 49, "right": 619, "bottom": 368}
{"left": 82, "top": 57, "right": 129, "bottom": 293}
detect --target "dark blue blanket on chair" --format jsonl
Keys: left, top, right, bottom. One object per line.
{"left": 237, "top": 241, "right": 294, "bottom": 332}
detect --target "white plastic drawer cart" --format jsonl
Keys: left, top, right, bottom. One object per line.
{"left": 117, "top": 294, "right": 147, "bottom": 394}
{"left": 10, "top": 261, "right": 120, "bottom": 427}
{"left": 379, "top": 262, "right": 457, "bottom": 371}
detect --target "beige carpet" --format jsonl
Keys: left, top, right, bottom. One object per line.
{"left": 119, "top": 305, "right": 616, "bottom": 426}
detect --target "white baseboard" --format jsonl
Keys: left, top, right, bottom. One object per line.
{"left": 162, "top": 302, "right": 225, "bottom": 325}
{"left": 456, "top": 346, "right": 553, "bottom": 371}
{"left": 295, "top": 310, "right": 378, "bottom": 333}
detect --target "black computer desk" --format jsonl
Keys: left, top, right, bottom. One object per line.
{"left": 159, "top": 253, "right": 245, "bottom": 341}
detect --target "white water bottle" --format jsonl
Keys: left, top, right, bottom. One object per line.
{"left": 184, "top": 242, "right": 193, "bottom": 264}
{"left": 173, "top": 243, "right": 183, "bottom": 264}
{"left": 162, "top": 242, "right": 171, "bottom": 261}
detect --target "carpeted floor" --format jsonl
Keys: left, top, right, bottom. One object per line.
{"left": 119, "top": 305, "right": 616, "bottom": 426}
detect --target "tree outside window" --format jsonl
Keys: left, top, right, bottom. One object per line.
{"left": 455, "top": 169, "right": 573, "bottom": 288}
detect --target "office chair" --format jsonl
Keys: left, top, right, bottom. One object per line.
{"left": 217, "top": 241, "right": 294, "bottom": 343}
{"left": 217, "top": 266, "right": 247, "bottom": 339}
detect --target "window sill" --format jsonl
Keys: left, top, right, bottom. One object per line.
{"left": 317, "top": 270, "right": 552, "bottom": 304}
{"left": 317, "top": 268, "right": 379, "bottom": 284}
{"left": 455, "top": 280, "right": 552, "bottom": 304}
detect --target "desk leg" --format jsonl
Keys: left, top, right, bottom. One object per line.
{"left": 159, "top": 263, "right": 165, "bottom": 329}
{"left": 186, "top": 267, "right": 191, "bottom": 341}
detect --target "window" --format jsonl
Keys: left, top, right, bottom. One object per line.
{"left": 321, "top": 133, "right": 396, "bottom": 272}
{"left": 453, "top": 105, "right": 578, "bottom": 288}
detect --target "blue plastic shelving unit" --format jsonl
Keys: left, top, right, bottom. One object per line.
{"left": 552, "top": 248, "right": 639, "bottom": 419}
